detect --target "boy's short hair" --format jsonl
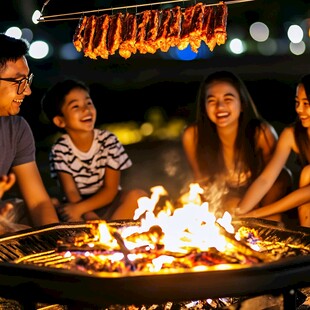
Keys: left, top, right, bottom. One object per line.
{"left": 41, "top": 79, "right": 90, "bottom": 124}
{"left": 0, "top": 33, "right": 29, "bottom": 72}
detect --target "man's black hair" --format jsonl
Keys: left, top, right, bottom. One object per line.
{"left": 0, "top": 33, "right": 29, "bottom": 71}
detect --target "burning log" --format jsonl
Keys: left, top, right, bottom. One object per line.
{"left": 215, "top": 222, "right": 271, "bottom": 263}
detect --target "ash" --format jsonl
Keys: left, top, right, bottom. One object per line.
{"left": 106, "top": 298, "right": 242, "bottom": 310}
{"left": 1, "top": 292, "right": 310, "bottom": 309}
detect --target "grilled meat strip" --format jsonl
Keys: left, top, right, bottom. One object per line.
{"left": 93, "top": 14, "right": 110, "bottom": 59}
{"left": 166, "top": 6, "right": 182, "bottom": 48}
{"left": 214, "top": 1, "right": 228, "bottom": 46}
{"left": 189, "top": 2, "right": 204, "bottom": 53}
{"left": 136, "top": 10, "right": 151, "bottom": 54}
{"left": 83, "top": 15, "right": 98, "bottom": 59}
{"left": 155, "top": 8, "right": 171, "bottom": 52}
{"left": 177, "top": 4, "right": 196, "bottom": 50}
{"left": 119, "top": 12, "right": 137, "bottom": 59}
{"left": 144, "top": 9, "right": 160, "bottom": 54}
{"left": 73, "top": 16, "right": 88, "bottom": 52}
{"left": 107, "top": 13, "right": 123, "bottom": 55}
{"left": 201, "top": 6, "right": 217, "bottom": 52}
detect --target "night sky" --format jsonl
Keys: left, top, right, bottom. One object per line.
{"left": 1, "top": 0, "right": 309, "bottom": 142}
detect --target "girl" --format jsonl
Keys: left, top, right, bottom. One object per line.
{"left": 237, "top": 74, "right": 310, "bottom": 227}
{"left": 182, "top": 70, "right": 292, "bottom": 219}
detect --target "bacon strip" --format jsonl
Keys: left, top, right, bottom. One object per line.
{"left": 177, "top": 5, "right": 195, "bottom": 50}
{"left": 201, "top": 6, "right": 217, "bottom": 52}
{"left": 189, "top": 3, "right": 204, "bottom": 53}
{"left": 119, "top": 12, "right": 137, "bottom": 59}
{"left": 154, "top": 9, "right": 171, "bottom": 52}
{"left": 107, "top": 13, "right": 123, "bottom": 55}
{"left": 135, "top": 10, "right": 151, "bottom": 54}
{"left": 166, "top": 6, "right": 182, "bottom": 48}
{"left": 83, "top": 15, "right": 98, "bottom": 59}
{"left": 214, "top": 1, "right": 228, "bottom": 46}
{"left": 93, "top": 14, "right": 110, "bottom": 59}
{"left": 144, "top": 10, "right": 160, "bottom": 54}
{"left": 73, "top": 16, "right": 88, "bottom": 52}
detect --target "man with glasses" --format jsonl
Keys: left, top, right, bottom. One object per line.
{"left": 0, "top": 33, "right": 59, "bottom": 228}
{"left": 0, "top": 72, "right": 34, "bottom": 95}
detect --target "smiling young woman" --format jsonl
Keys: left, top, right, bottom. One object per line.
{"left": 182, "top": 70, "right": 292, "bottom": 221}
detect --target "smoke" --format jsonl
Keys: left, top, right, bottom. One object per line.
{"left": 195, "top": 176, "right": 229, "bottom": 219}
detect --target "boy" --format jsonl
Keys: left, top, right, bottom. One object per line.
{"left": 41, "top": 79, "right": 146, "bottom": 221}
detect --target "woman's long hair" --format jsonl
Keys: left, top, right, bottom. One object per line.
{"left": 195, "top": 70, "right": 268, "bottom": 183}
{"left": 294, "top": 74, "right": 310, "bottom": 166}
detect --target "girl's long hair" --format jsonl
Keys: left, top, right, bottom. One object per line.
{"left": 195, "top": 70, "right": 268, "bottom": 183}
{"left": 294, "top": 74, "right": 310, "bottom": 166}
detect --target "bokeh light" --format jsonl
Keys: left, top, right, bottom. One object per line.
{"left": 21, "top": 28, "right": 34, "bottom": 42}
{"left": 249, "top": 22, "right": 269, "bottom": 42}
{"left": 289, "top": 41, "right": 306, "bottom": 55}
{"left": 168, "top": 45, "right": 198, "bottom": 61}
{"left": 32, "top": 10, "right": 41, "bottom": 24}
{"left": 287, "top": 25, "right": 304, "bottom": 43}
{"left": 29, "top": 40, "right": 50, "bottom": 59}
{"left": 228, "top": 38, "right": 246, "bottom": 54}
{"left": 5, "top": 27, "right": 22, "bottom": 39}
{"left": 257, "top": 38, "right": 277, "bottom": 56}
{"left": 59, "top": 43, "right": 81, "bottom": 60}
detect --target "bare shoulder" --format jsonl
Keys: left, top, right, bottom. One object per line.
{"left": 182, "top": 123, "right": 197, "bottom": 141}
{"left": 259, "top": 121, "right": 278, "bottom": 138}
{"left": 279, "top": 126, "right": 295, "bottom": 144}
{"left": 256, "top": 122, "right": 278, "bottom": 150}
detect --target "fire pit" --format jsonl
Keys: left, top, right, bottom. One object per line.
{"left": 0, "top": 185, "right": 309, "bottom": 309}
{"left": 0, "top": 218, "right": 309, "bottom": 309}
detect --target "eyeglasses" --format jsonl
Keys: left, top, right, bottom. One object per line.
{"left": 0, "top": 73, "right": 34, "bottom": 95}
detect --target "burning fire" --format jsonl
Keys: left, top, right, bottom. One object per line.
{"left": 12, "top": 184, "right": 310, "bottom": 310}
{"left": 55, "top": 183, "right": 270, "bottom": 274}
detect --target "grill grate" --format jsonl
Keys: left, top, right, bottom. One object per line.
{"left": 0, "top": 223, "right": 91, "bottom": 262}
{"left": 0, "top": 219, "right": 309, "bottom": 308}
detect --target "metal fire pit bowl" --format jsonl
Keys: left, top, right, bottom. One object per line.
{"left": 0, "top": 218, "right": 309, "bottom": 309}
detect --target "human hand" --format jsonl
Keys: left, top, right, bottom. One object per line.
{"left": 235, "top": 206, "right": 244, "bottom": 216}
{"left": 235, "top": 204, "right": 259, "bottom": 218}
{"left": 0, "top": 201, "right": 14, "bottom": 219}
{"left": 56, "top": 203, "right": 83, "bottom": 222}
{"left": 0, "top": 173, "right": 16, "bottom": 199}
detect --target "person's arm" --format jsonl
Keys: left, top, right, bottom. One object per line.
{"left": 12, "top": 162, "right": 59, "bottom": 226}
{"left": 242, "top": 185, "right": 310, "bottom": 218}
{"left": 56, "top": 171, "right": 98, "bottom": 221}
{"left": 237, "top": 127, "right": 294, "bottom": 215}
{"left": 257, "top": 122, "right": 278, "bottom": 164}
{"left": 57, "top": 171, "right": 82, "bottom": 203}
{"left": 182, "top": 124, "right": 202, "bottom": 180}
{"left": 59, "top": 167, "right": 120, "bottom": 221}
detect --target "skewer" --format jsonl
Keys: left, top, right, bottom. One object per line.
{"left": 38, "top": 0, "right": 254, "bottom": 23}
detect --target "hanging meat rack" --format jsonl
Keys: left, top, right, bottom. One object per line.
{"left": 37, "top": 0, "right": 255, "bottom": 59}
